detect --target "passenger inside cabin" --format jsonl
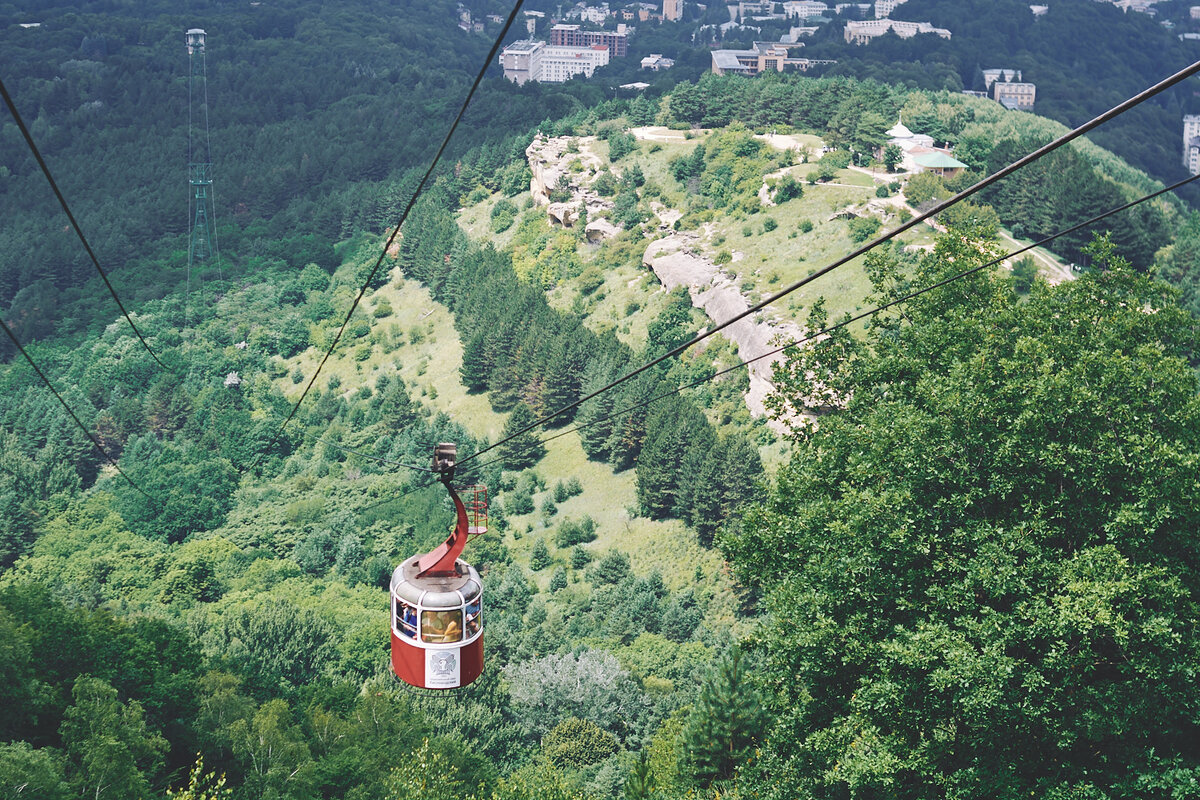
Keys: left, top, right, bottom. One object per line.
{"left": 465, "top": 598, "right": 482, "bottom": 636}
{"left": 398, "top": 601, "right": 417, "bottom": 638}
{"left": 421, "top": 609, "right": 464, "bottom": 643}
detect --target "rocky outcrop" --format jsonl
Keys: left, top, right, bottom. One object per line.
{"left": 525, "top": 133, "right": 618, "bottom": 238}
{"left": 585, "top": 217, "right": 621, "bottom": 241}
{"left": 643, "top": 235, "right": 807, "bottom": 430}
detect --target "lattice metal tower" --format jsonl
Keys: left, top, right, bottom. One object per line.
{"left": 186, "top": 28, "right": 216, "bottom": 265}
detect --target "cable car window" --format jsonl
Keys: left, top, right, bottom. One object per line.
{"left": 465, "top": 598, "right": 482, "bottom": 636}
{"left": 421, "top": 609, "right": 463, "bottom": 643}
{"left": 397, "top": 601, "right": 417, "bottom": 639}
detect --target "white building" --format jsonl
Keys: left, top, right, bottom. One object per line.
{"left": 581, "top": 5, "right": 609, "bottom": 23}
{"left": 873, "top": 0, "right": 908, "bottom": 18}
{"left": 844, "top": 18, "right": 951, "bottom": 43}
{"left": 782, "top": 1, "right": 829, "bottom": 18}
{"left": 523, "top": 9, "right": 544, "bottom": 35}
{"left": 499, "top": 40, "right": 611, "bottom": 84}
{"left": 738, "top": 1, "right": 774, "bottom": 16}
{"left": 782, "top": 25, "right": 821, "bottom": 41}
{"left": 1183, "top": 115, "right": 1200, "bottom": 174}
{"left": 982, "top": 68, "right": 1021, "bottom": 89}
{"left": 640, "top": 53, "right": 675, "bottom": 69}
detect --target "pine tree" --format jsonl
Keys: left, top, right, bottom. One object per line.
{"left": 680, "top": 647, "right": 766, "bottom": 787}
{"left": 624, "top": 751, "right": 656, "bottom": 800}
{"left": 459, "top": 330, "right": 492, "bottom": 392}
{"left": 688, "top": 433, "right": 762, "bottom": 546}
{"left": 576, "top": 357, "right": 619, "bottom": 461}
{"left": 539, "top": 333, "right": 587, "bottom": 426}
{"left": 529, "top": 538, "right": 550, "bottom": 571}
{"left": 378, "top": 380, "right": 416, "bottom": 430}
{"left": 499, "top": 403, "right": 545, "bottom": 470}
{"left": 636, "top": 395, "right": 713, "bottom": 519}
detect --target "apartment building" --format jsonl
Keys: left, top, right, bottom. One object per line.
{"left": 981, "top": 68, "right": 1021, "bottom": 89}
{"left": 992, "top": 80, "right": 1036, "bottom": 111}
{"left": 550, "top": 22, "right": 628, "bottom": 57}
{"left": 1184, "top": 114, "right": 1200, "bottom": 174}
{"left": 499, "top": 40, "right": 611, "bottom": 84}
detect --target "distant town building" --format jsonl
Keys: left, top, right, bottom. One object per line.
{"left": 835, "top": 3, "right": 873, "bottom": 14}
{"left": 636, "top": 1, "right": 661, "bottom": 20}
{"left": 663, "top": 0, "right": 683, "bottom": 21}
{"left": 738, "top": 1, "right": 774, "bottom": 17}
{"left": 783, "top": 1, "right": 829, "bottom": 18}
{"left": 1183, "top": 115, "right": 1200, "bottom": 174}
{"left": 782, "top": 25, "right": 821, "bottom": 41}
{"left": 992, "top": 80, "right": 1036, "bottom": 111}
{"left": 1111, "top": 0, "right": 1160, "bottom": 14}
{"left": 1030, "top": 4, "right": 1049, "bottom": 16}
{"left": 711, "top": 41, "right": 835, "bottom": 74}
{"left": 982, "top": 68, "right": 1021, "bottom": 89}
{"left": 499, "top": 40, "right": 611, "bottom": 84}
{"left": 843, "top": 18, "right": 951, "bottom": 43}
{"left": 1192, "top": 5, "right": 1200, "bottom": 19}
{"left": 874, "top": 0, "right": 909, "bottom": 18}
{"left": 641, "top": 53, "right": 675, "bottom": 69}
{"left": 580, "top": 5, "right": 609, "bottom": 24}
{"left": 549, "top": 23, "right": 628, "bottom": 57}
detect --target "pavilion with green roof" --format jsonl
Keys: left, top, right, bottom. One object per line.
{"left": 912, "top": 151, "right": 967, "bottom": 178}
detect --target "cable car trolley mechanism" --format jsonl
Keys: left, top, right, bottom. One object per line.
{"left": 390, "top": 443, "right": 487, "bottom": 690}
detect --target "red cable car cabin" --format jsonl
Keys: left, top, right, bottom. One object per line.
{"left": 390, "top": 443, "right": 487, "bottom": 690}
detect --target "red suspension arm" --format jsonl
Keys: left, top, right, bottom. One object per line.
{"left": 416, "top": 477, "right": 471, "bottom": 578}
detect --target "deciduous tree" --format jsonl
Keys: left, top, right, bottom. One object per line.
{"left": 725, "top": 233, "right": 1200, "bottom": 799}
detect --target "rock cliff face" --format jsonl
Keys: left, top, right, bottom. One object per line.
{"left": 642, "top": 234, "right": 806, "bottom": 431}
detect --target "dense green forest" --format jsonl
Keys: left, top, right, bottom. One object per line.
{"left": 0, "top": 0, "right": 623, "bottom": 347}
{"left": 3, "top": 1, "right": 1200, "bottom": 798}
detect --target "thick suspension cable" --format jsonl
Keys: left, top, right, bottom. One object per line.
{"left": 460, "top": 58, "right": 1200, "bottom": 466}
{"left": 0, "top": 318, "right": 160, "bottom": 503}
{"left": 0, "top": 76, "right": 168, "bottom": 371}
{"left": 271, "top": 0, "right": 524, "bottom": 445}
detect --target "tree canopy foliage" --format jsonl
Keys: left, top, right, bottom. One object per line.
{"left": 724, "top": 232, "right": 1200, "bottom": 798}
